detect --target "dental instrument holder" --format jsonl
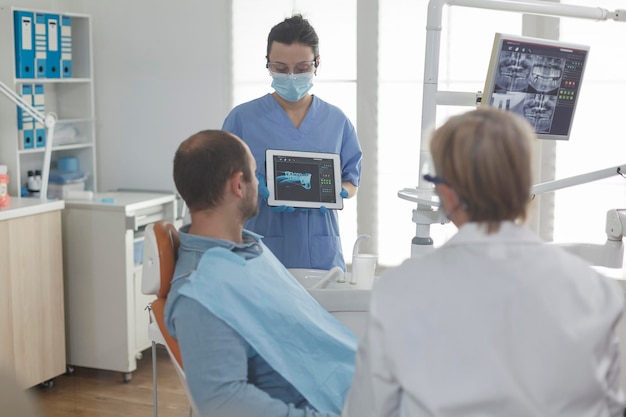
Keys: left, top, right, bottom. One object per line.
{"left": 0, "top": 80, "right": 56, "bottom": 200}
{"left": 401, "top": 0, "right": 626, "bottom": 259}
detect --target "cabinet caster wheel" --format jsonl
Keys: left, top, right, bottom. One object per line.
{"left": 135, "top": 351, "right": 143, "bottom": 361}
{"left": 66, "top": 365, "right": 75, "bottom": 375}
{"left": 122, "top": 372, "right": 132, "bottom": 383}
{"left": 39, "top": 379, "right": 54, "bottom": 389}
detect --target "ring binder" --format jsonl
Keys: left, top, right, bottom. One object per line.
{"left": 33, "top": 83, "right": 46, "bottom": 148}
{"left": 45, "top": 14, "right": 61, "bottom": 78}
{"left": 17, "top": 83, "right": 34, "bottom": 149}
{"left": 60, "top": 15, "right": 72, "bottom": 78}
{"left": 34, "top": 12, "right": 47, "bottom": 78}
{"left": 13, "top": 11, "right": 35, "bottom": 78}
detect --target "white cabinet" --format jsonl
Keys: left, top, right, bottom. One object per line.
{"left": 62, "top": 191, "right": 176, "bottom": 380}
{"left": 0, "top": 7, "right": 96, "bottom": 197}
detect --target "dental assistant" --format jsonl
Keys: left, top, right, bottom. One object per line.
{"left": 222, "top": 14, "right": 362, "bottom": 271}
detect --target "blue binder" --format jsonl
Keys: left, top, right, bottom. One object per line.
{"left": 17, "top": 84, "right": 34, "bottom": 149}
{"left": 14, "top": 11, "right": 35, "bottom": 78}
{"left": 45, "top": 14, "right": 61, "bottom": 78}
{"left": 33, "top": 84, "right": 46, "bottom": 148}
{"left": 34, "top": 12, "right": 47, "bottom": 78}
{"left": 60, "top": 15, "right": 72, "bottom": 78}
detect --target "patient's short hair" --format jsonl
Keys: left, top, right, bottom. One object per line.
{"left": 429, "top": 108, "right": 535, "bottom": 232}
{"left": 173, "top": 130, "right": 252, "bottom": 212}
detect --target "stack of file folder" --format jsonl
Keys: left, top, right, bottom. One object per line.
{"left": 15, "top": 83, "right": 46, "bottom": 150}
{"left": 14, "top": 10, "right": 72, "bottom": 79}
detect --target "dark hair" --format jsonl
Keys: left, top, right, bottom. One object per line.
{"left": 266, "top": 14, "right": 319, "bottom": 59}
{"left": 173, "top": 130, "right": 252, "bottom": 212}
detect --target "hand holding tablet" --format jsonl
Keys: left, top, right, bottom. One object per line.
{"left": 265, "top": 149, "right": 344, "bottom": 210}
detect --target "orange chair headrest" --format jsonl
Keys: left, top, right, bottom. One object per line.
{"left": 152, "top": 221, "right": 180, "bottom": 299}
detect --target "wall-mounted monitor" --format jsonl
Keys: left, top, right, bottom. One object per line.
{"left": 481, "top": 33, "right": 590, "bottom": 140}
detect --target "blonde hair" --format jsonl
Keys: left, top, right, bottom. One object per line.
{"left": 429, "top": 108, "right": 535, "bottom": 233}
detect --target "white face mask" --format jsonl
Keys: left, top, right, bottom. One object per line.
{"left": 270, "top": 72, "right": 314, "bottom": 102}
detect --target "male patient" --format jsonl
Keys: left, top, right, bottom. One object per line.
{"left": 165, "top": 129, "right": 356, "bottom": 417}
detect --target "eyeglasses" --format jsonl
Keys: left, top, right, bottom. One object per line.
{"left": 421, "top": 156, "right": 447, "bottom": 186}
{"left": 266, "top": 60, "right": 318, "bottom": 74}
{"left": 423, "top": 173, "right": 447, "bottom": 185}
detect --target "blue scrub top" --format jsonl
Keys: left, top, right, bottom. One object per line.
{"left": 223, "top": 93, "right": 362, "bottom": 270}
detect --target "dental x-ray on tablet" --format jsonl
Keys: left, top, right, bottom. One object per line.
{"left": 265, "top": 149, "right": 343, "bottom": 210}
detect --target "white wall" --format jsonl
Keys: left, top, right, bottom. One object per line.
{"left": 13, "top": 0, "right": 233, "bottom": 193}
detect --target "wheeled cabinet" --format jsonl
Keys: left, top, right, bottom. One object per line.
{"left": 62, "top": 191, "right": 176, "bottom": 381}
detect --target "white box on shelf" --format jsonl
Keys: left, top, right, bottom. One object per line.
{"left": 47, "top": 180, "right": 84, "bottom": 199}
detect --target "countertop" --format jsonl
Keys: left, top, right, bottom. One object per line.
{"left": 63, "top": 191, "right": 176, "bottom": 212}
{"left": 0, "top": 197, "right": 65, "bottom": 222}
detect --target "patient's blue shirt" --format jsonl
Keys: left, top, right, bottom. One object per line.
{"left": 164, "top": 225, "right": 356, "bottom": 417}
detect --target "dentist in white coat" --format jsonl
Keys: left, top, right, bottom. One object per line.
{"left": 343, "top": 108, "right": 625, "bottom": 417}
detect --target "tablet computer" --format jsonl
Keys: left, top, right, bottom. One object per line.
{"left": 265, "top": 149, "right": 343, "bottom": 210}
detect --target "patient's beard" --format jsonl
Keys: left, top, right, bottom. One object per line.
{"left": 239, "top": 182, "right": 259, "bottom": 222}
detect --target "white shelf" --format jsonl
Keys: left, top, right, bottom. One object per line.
{"left": 18, "top": 142, "right": 94, "bottom": 155}
{"left": 56, "top": 117, "right": 92, "bottom": 124}
{"left": 0, "top": 7, "right": 97, "bottom": 197}
{"left": 15, "top": 77, "right": 91, "bottom": 84}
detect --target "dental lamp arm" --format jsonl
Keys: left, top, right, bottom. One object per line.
{"left": 531, "top": 164, "right": 625, "bottom": 196}
{"left": 448, "top": 0, "right": 624, "bottom": 21}
{"left": 0, "top": 80, "right": 57, "bottom": 200}
{"left": 531, "top": 164, "right": 626, "bottom": 242}
{"left": 531, "top": 165, "right": 626, "bottom": 268}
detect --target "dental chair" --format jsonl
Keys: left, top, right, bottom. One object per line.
{"left": 141, "top": 221, "right": 370, "bottom": 417}
{"left": 142, "top": 221, "right": 199, "bottom": 417}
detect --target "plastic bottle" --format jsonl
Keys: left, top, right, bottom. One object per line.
{"left": 34, "top": 170, "right": 42, "bottom": 191}
{"left": 0, "top": 165, "right": 10, "bottom": 207}
{"left": 27, "top": 169, "right": 41, "bottom": 195}
{"left": 27, "top": 170, "right": 36, "bottom": 192}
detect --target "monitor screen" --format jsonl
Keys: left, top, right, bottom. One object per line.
{"left": 481, "top": 33, "right": 589, "bottom": 140}
{"left": 265, "top": 149, "right": 343, "bottom": 210}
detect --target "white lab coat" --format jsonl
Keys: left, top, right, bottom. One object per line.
{"left": 343, "top": 222, "right": 625, "bottom": 417}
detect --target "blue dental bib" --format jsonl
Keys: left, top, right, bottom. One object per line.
{"left": 178, "top": 245, "right": 357, "bottom": 414}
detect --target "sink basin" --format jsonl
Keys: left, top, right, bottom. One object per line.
{"left": 288, "top": 268, "right": 372, "bottom": 337}
{"left": 288, "top": 268, "right": 330, "bottom": 289}
{"left": 288, "top": 268, "right": 376, "bottom": 290}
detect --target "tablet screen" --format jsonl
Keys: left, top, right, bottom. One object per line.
{"left": 265, "top": 149, "right": 343, "bottom": 210}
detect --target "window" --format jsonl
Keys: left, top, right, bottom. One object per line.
{"left": 378, "top": 2, "right": 521, "bottom": 265}
{"left": 233, "top": 1, "right": 626, "bottom": 269}
{"left": 555, "top": 0, "right": 626, "bottom": 244}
